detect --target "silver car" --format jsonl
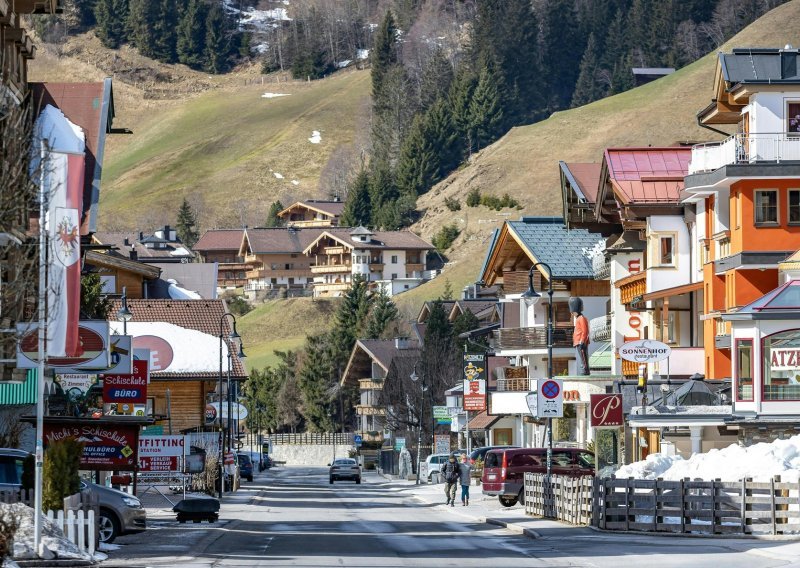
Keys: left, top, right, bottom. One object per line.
{"left": 328, "top": 458, "right": 361, "bottom": 484}
{"left": 80, "top": 481, "right": 146, "bottom": 543}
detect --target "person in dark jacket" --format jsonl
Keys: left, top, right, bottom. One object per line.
{"left": 440, "top": 455, "right": 459, "bottom": 506}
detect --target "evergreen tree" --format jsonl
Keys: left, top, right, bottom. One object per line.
{"left": 364, "top": 289, "right": 398, "bottom": 339}
{"left": 152, "top": 0, "right": 178, "bottom": 63}
{"left": 204, "top": 2, "right": 232, "bottom": 74}
{"left": 468, "top": 66, "right": 503, "bottom": 152}
{"left": 265, "top": 200, "right": 285, "bottom": 228}
{"left": 176, "top": 198, "right": 199, "bottom": 248}
{"left": 539, "top": 0, "right": 585, "bottom": 110}
{"left": 176, "top": 0, "right": 208, "bottom": 69}
{"left": 340, "top": 170, "right": 372, "bottom": 227}
{"left": 330, "top": 275, "right": 372, "bottom": 367}
{"left": 452, "top": 310, "right": 485, "bottom": 350}
{"left": 297, "top": 333, "right": 336, "bottom": 432}
{"left": 80, "top": 273, "right": 112, "bottom": 319}
{"left": 418, "top": 48, "right": 454, "bottom": 112}
{"left": 440, "top": 278, "right": 453, "bottom": 301}
{"left": 395, "top": 114, "right": 438, "bottom": 198}
{"left": 127, "top": 0, "right": 159, "bottom": 59}
{"left": 94, "top": 0, "right": 128, "bottom": 48}
{"left": 449, "top": 70, "right": 477, "bottom": 158}
{"left": 571, "top": 34, "right": 602, "bottom": 108}
{"left": 371, "top": 10, "right": 399, "bottom": 103}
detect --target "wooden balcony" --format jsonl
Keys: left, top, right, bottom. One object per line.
{"left": 358, "top": 379, "right": 383, "bottom": 390}
{"left": 323, "top": 246, "right": 346, "bottom": 255}
{"left": 356, "top": 431, "right": 384, "bottom": 443}
{"left": 491, "top": 326, "right": 574, "bottom": 351}
{"left": 314, "top": 282, "right": 350, "bottom": 293}
{"left": 405, "top": 263, "right": 424, "bottom": 272}
{"left": 356, "top": 405, "right": 386, "bottom": 416}
{"left": 496, "top": 378, "right": 535, "bottom": 392}
{"left": 501, "top": 270, "right": 569, "bottom": 295}
{"left": 368, "top": 263, "right": 384, "bottom": 271}
{"left": 617, "top": 272, "right": 646, "bottom": 305}
{"left": 310, "top": 264, "right": 351, "bottom": 274}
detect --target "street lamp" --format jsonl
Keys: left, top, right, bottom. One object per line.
{"left": 410, "top": 361, "right": 426, "bottom": 486}
{"left": 117, "top": 287, "right": 133, "bottom": 335}
{"left": 522, "top": 263, "right": 554, "bottom": 478}
{"left": 227, "top": 342, "right": 247, "bottom": 472}
{"left": 218, "top": 313, "right": 242, "bottom": 499}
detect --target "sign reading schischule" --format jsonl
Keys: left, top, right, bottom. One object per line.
{"left": 101, "top": 360, "right": 148, "bottom": 404}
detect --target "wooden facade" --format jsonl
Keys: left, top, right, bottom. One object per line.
{"left": 149, "top": 379, "right": 218, "bottom": 434}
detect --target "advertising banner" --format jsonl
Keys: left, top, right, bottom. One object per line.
{"left": 462, "top": 353, "right": 487, "bottom": 412}
{"left": 17, "top": 320, "right": 110, "bottom": 369}
{"left": 432, "top": 406, "right": 452, "bottom": 425}
{"left": 102, "top": 360, "right": 148, "bottom": 404}
{"left": 434, "top": 435, "right": 451, "bottom": 454}
{"left": 619, "top": 339, "right": 672, "bottom": 364}
{"left": 44, "top": 423, "right": 138, "bottom": 470}
{"left": 139, "top": 456, "right": 180, "bottom": 472}
{"left": 590, "top": 394, "right": 624, "bottom": 428}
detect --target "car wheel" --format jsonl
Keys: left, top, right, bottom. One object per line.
{"left": 329, "top": 477, "right": 334, "bottom": 484}
{"left": 98, "top": 508, "right": 120, "bottom": 544}
{"left": 356, "top": 477, "right": 361, "bottom": 484}
{"left": 518, "top": 488, "right": 525, "bottom": 506}
{"left": 499, "top": 496, "right": 518, "bottom": 507}
{"left": 248, "top": 476, "right": 253, "bottom": 482}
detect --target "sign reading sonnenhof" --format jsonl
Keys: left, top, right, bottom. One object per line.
{"left": 463, "top": 352, "right": 487, "bottom": 412}
{"left": 619, "top": 339, "right": 672, "bottom": 364}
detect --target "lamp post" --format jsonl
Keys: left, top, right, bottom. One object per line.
{"left": 218, "top": 313, "right": 243, "bottom": 499}
{"left": 410, "top": 361, "right": 425, "bottom": 486}
{"left": 521, "top": 262, "right": 554, "bottom": 478}
{"left": 117, "top": 287, "right": 133, "bottom": 336}
{"left": 227, "top": 342, "right": 247, "bottom": 470}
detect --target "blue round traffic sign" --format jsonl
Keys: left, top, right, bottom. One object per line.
{"left": 541, "top": 380, "right": 560, "bottom": 399}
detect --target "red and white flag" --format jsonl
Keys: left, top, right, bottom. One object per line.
{"left": 33, "top": 106, "right": 85, "bottom": 358}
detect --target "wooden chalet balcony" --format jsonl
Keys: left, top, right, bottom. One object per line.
{"left": 314, "top": 282, "right": 350, "bottom": 293}
{"left": 358, "top": 379, "right": 383, "bottom": 390}
{"left": 323, "top": 246, "right": 346, "bottom": 255}
{"left": 502, "top": 270, "right": 569, "bottom": 295}
{"left": 356, "top": 431, "right": 383, "bottom": 442}
{"left": 405, "top": 263, "right": 424, "bottom": 272}
{"left": 496, "top": 378, "right": 535, "bottom": 392}
{"left": 617, "top": 272, "right": 646, "bottom": 305}
{"left": 356, "top": 405, "right": 386, "bottom": 416}
{"left": 368, "top": 262, "right": 384, "bottom": 271}
{"left": 491, "top": 326, "right": 574, "bottom": 351}
{"left": 311, "top": 263, "right": 351, "bottom": 274}
{"left": 286, "top": 219, "right": 333, "bottom": 228}
{"left": 622, "top": 359, "right": 639, "bottom": 377}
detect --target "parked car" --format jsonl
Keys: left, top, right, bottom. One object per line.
{"left": 237, "top": 453, "right": 254, "bottom": 482}
{"left": 0, "top": 448, "right": 28, "bottom": 491}
{"left": 328, "top": 457, "right": 361, "bottom": 484}
{"left": 481, "top": 447, "right": 595, "bottom": 507}
{"left": 419, "top": 453, "right": 450, "bottom": 484}
{"left": 468, "top": 445, "right": 520, "bottom": 464}
{"left": 80, "top": 481, "right": 147, "bottom": 544}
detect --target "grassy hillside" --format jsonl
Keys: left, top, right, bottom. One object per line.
{"left": 238, "top": 298, "right": 338, "bottom": 371}
{"left": 405, "top": 0, "right": 800, "bottom": 304}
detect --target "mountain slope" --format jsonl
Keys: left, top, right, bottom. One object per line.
{"left": 406, "top": 0, "right": 800, "bottom": 301}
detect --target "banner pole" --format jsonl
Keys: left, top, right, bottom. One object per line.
{"left": 34, "top": 140, "right": 48, "bottom": 557}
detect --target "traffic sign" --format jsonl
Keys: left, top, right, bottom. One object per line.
{"left": 537, "top": 378, "right": 563, "bottom": 418}
{"left": 354, "top": 435, "right": 362, "bottom": 447}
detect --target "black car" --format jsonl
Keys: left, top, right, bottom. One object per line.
{"left": 236, "top": 453, "right": 254, "bottom": 482}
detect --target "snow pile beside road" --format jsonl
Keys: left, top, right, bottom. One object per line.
{"left": 3, "top": 503, "right": 92, "bottom": 562}
{"left": 615, "top": 435, "right": 800, "bottom": 482}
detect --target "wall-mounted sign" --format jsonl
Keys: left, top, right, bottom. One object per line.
{"left": 55, "top": 373, "right": 97, "bottom": 398}
{"left": 106, "top": 335, "right": 133, "bottom": 374}
{"left": 433, "top": 406, "right": 452, "bottom": 425}
{"left": 463, "top": 352, "right": 487, "bottom": 412}
{"left": 619, "top": 339, "right": 672, "bottom": 364}
{"left": 590, "top": 394, "right": 624, "bottom": 428}
{"left": 139, "top": 435, "right": 184, "bottom": 457}
{"left": 139, "top": 456, "right": 179, "bottom": 472}
{"left": 133, "top": 336, "right": 174, "bottom": 372}
{"left": 434, "top": 435, "right": 450, "bottom": 454}
{"left": 17, "top": 321, "right": 110, "bottom": 369}
{"left": 207, "top": 402, "right": 249, "bottom": 420}
{"left": 102, "top": 360, "right": 148, "bottom": 404}
{"left": 44, "top": 423, "right": 138, "bottom": 470}
{"left": 394, "top": 437, "right": 406, "bottom": 451}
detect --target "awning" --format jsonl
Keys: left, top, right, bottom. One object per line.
{"left": 468, "top": 411, "right": 501, "bottom": 430}
{"left": 642, "top": 281, "right": 703, "bottom": 302}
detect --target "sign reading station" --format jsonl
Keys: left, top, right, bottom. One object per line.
{"left": 619, "top": 339, "right": 672, "bottom": 364}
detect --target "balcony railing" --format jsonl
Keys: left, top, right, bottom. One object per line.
{"left": 356, "top": 405, "right": 386, "bottom": 416}
{"left": 496, "top": 378, "right": 535, "bottom": 392}
{"left": 313, "top": 282, "right": 350, "bottom": 293}
{"left": 491, "top": 326, "right": 574, "bottom": 351}
{"left": 310, "top": 264, "right": 351, "bottom": 274}
{"left": 592, "top": 254, "right": 610, "bottom": 280}
{"left": 589, "top": 314, "right": 611, "bottom": 343}
{"left": 689, "top": 133, "right": 800, "bottom": 174}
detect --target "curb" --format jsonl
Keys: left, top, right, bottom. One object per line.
{"left": 588, "top": 524, "right": 800, "bottom": 541}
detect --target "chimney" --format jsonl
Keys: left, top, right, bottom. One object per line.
{"left": 124, "top": 237, "right": 129, "bottom": 246}
{"left": 394, "top": 337, "right": 410, "bottom": 350}
{"left": 781, "top": 45, "right": 797, "bottom": 79}
{"left": 129, "top": 246, "right": 138, "bottom": 261}
{"left": 138, "top": 231, "right": 144, "bottom": 241}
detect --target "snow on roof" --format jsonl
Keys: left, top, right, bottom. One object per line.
{"left": 108, "top": 321, "right": 229, "bottom": 374}
{"left": 167, "top": 279, "right": 202, "bottom": 300}
{"left": 615, "top": 434, "right": 800, "bottom": 482}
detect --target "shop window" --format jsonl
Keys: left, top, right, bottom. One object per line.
{"left": 754, "top": 190, "right": 778, "bottom": 225}
{"left": 736, "top": 339, "right": 753, "bottom": 401}
{"left": 790, "top": 190, "right": 800, "bottom": 225}
{"left": 762, "top": 330, "right": 800, "bottom": 400}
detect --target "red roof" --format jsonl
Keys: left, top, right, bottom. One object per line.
{"left": 604, "top": 147, "right": 691, "bottom": 204}
{"left": 194, "top": 229, "right": 245, "bottom": 252}
{"left": 31, "top": 81, "right": 113, "bottom": 234}
{"left": 562, "top": 163, "right": 602, "bottom": 203}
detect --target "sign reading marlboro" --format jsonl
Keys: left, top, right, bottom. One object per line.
{"left": 590, "top": 394, "right": 623, "bottom": 428}
{"left": 44, "top": 423, "right": 138, "bottom": 470}
{"left": 463, "top": 352, "right": 487, "bottom": 412}
{"left": 102, "top": 360, "right": 148, "bottom": 404}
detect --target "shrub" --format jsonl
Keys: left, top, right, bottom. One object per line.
{"left": 228, "top": 296, "right": 252, "bottom": 317}
{"left": 479, "top": 192, "right": 521, "bottom": 211}
{"left": 444, "top": 196, "right": 461, "bottom": 211}
{"left": 466, "top": 188, "right": 481, "bottom": 207}
{"left": 432, "top": 224, "right": 461, "bottom": 251}
{"left": 43, "top": 439, "right": 83, "bottom": 511}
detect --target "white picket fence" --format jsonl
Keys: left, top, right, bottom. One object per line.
{"left": 45, "top": 508, "right": 96, "bottom": 556}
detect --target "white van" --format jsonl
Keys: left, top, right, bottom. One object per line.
{"left": 419, "top": 453, "right": 451, "bottom": 484}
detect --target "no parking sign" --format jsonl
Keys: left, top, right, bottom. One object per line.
{"left": 537, "top": 379, "right": 563, "bottom": 418}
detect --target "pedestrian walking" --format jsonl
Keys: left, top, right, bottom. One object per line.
{"left": 440, "top": 455, "right": 459, "bottom": 506}
{"left": 458, "top": 453, "right": 473, "bottom": 506}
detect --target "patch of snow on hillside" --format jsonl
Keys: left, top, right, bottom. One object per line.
{"left": 291, "top": 180, "right": 299, "bottom": 185}
{"left": 357, "top": 49, "right": 370, "bottom": 60}
{"left": 308, "top": 131, "right": 322, "bottom": 144}
{"left": 274, "top": 172, "right": 284, "bottom": 179}
{"left": 262, "top": 92, "right": 291, "bottom": 99}
{"left": 336, "top": 60, "right": 352, "bottom": 68}
{"left": 223, "top": 0, "right": 292, "bottom": 32}
{"left": 615, "top": 435, "right": 800, "bottom": 482}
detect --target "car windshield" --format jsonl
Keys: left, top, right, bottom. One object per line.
{"left": 0, "top": 456, "right": 24, "bottom": 485}
{"left": 577, "top": 452, "right": 595, "bottom": 468}
{"left": 333, "top": 459, "right": 355, "bottom": 466}
{"left": 238, "top": 455, "right": 251, "bottom": 464}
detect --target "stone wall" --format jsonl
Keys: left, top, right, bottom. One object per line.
{"left": 271, "top": 444, "right": 355, "bottom": 466}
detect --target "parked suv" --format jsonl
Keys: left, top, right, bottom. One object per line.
{"left": 237, "top": 453, "right": 254, "bottom": 482}
{"left": 420, "top": 453, "right": 449, "bottom": 483}
{"left": 481, "top": 447, "right": 595, "bottom": 507}
{"left": 468, "top": 445, "right": 519, "bottom": 464}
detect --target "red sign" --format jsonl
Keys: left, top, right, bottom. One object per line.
{"left": 102, "top": 360, "right": 148, "bottom": 403}
{"left": 44, "top": 423, "right": 139, "bottom": 470}
{"left": 140, "top": 456, "right": 179, "bottom": 472}
{"left": 224, "top": 452, "right": 235, "bottom": 465}
{"left": 133, "top": 336, "right": 174, "bottom": 371}
{"left": 590, "top": 394, "right": 624, "bottom": 428}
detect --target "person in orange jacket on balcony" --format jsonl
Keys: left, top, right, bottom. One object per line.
{"left": 571, "top": 297, "right": 590, "bottom": 376}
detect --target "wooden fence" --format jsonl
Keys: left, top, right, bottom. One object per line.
{"left": 523, "top": 473, "right": 594, "bottom": 525}
{"left": 594, "top": 476, "right": 800, "bottom": 535}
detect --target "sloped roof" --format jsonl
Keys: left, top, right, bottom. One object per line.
{"left": 243, "top": 227, "right": 324, "bottom": 254}
{"left": 279, "top": 200, "right": 345, "bottom": 218}
{"left": 341, "top": 339, "right": 421, "bottom": 386}
{"left": 107, "top": 299, "right": 245, "bottom": 379}
{"left": 450, "top": 300, "right": 498, "bottom": 322}
{"left": 604, "top": 147, "right": 691, "bottom": 204}
{"left": 304, "top": 228, "right": 433, "bottom": 254}
{"left": 506, "top": 217, "right": 602, "bottom": 279}
{"left": 94, "top": 232, "right": 193, "bottom": 261}
{"left": 560, "top": 162, "right": 602, "bottom": 203}
{"left": 194, "top": 229, "right": 245, "bottom": 252}
{"left": 725, "top": 279, "right": 800, "bottom": 319}
{"left": 31, "top": 80, "right": 114, "bottom": 235}
{"left": 721, "top": 48, "right": 800, "bottom": 85}
{"left": 468, "top": 411, "right": 501, "bottom": 430}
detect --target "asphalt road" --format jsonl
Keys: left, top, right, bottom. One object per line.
{"left": 100, "top": 467, "right": 800, "bottom": 568}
